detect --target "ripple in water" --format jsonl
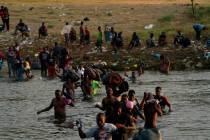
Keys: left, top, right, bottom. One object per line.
{"left": 0, "top": 71, "right": 210, "bottom": 140}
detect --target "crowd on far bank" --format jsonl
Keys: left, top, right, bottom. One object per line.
{"left": 1, "top": 5, "right": 210, "bottom": 79}
{"left": 1, "top": 5, "right": 210, "bottom": 50}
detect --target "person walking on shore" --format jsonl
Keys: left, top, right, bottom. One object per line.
{"left": 3, "top": 7, "right": 9, "bottom": 31}
{"left": 80, "top": 21, "right": 85, "bottom": 47}
{"left": 96, "top": 26, "right": 103, "bottom": 53}
{"left": 84, "top": 26, "right": 90, "bottom": 47}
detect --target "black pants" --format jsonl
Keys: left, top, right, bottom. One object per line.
{"left": 4, "top": 18, "right": 9, "bottom": 31}
{"left": 1, "top": 18, "right": 5, "bottom": 29}
{"left": 196, "top": 31, "right": 201, "bottom": 41}
{"left": 41, "top": 63, "right": 47, "bottom": 77}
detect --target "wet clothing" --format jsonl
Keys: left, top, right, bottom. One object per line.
{"left": 48, "top": 57, "right": 55, "bottom": 78}
{"left": 154, "top": 95, "right": 170, "bottom": 112}
{"left": 112, "top": 113, "right": 130, "bottom": 139}
{"left": 15, "top": 57, "right": 24, "bottom": 81}
{"left": 133, "top": 128, "right": 162, "bottom": 140}
{"left": 52, "top": 45, "right": 67, "bottom": 70}
{"left": 59, "top": 47, "right": 68, "bottom": 69}
{"left": 92, "top": 80, "right": 100, "bottom": 96}
{"left": 39, "top": 51, "right": 49, "bottom": 77}
{"left": 24, "top": 61, "right": 30, "bottom": 71}
{"left": 85, "top": 123, "right": 117, "bottom": 140}
{"left": 101, "top": 97, "right": 118, "bottom": 123}
{"left": 7, "top": 49, "right": 16, "bottom": 78}
{"left": 63, "top": 82, "right": 75, "bottom": 101}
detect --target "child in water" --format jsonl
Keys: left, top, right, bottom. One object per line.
{"left": 23, "top": 57, "right": 33, "bottom": 80}
{"left": 131, "top": 71, "right": 136, "bottom": 83}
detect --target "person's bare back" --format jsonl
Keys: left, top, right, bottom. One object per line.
{"left": 144, "top": 100, "right": 162, "bottom": 128}
{"left": 52, "top": 97, "right": 66, "bottom": 122}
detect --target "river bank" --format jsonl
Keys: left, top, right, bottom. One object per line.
{"left": 0, "top": 32, "right": 210, "bottom": 72}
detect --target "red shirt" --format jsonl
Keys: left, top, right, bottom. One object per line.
{"left": 0, "top": 9, "right": 4, "bottom": 18}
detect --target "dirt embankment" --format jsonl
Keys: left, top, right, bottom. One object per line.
{"left": 0, "top": 31, "right": 209, "bottom": 72}
{"left": 0, "top": 0, "right": 209, "bottom": 71}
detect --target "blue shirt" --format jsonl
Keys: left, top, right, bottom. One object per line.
{"left": 193, "top": 23, "right": 205, "bottom": 32}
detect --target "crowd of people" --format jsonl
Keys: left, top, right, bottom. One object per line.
{"left": 1, "top": 4, "right": 210, "bottom": 140}
{"left": 36, "top": 78, "right": 173, "bottom": 140}
{"left": 5, "top": 43, "right": 33, "bottom": 81}
{"left": 34, "top": 46, "right": 172, "bottom": 139}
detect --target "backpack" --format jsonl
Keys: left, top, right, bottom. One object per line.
{"left": 108, "top": 72, "right": 123, "bottom": 85}
{"left": 63, "top": 70, "right": 80, "bottom": 82}
{"left": 119, "top": 81, "right": 129, "bottom": 93}
{"left": 85, "top": 66, "right": 101, "bottom": 81}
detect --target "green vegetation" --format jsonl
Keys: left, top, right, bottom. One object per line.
{"left": 196, "top": 6, "right": 210, "bottom": 20}
{"left": 158, "top": 15, "right": 175, "bottom": 22}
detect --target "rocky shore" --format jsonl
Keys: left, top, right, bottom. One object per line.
{"left": 0, "top": 32, "right": 209, "bottom": 72}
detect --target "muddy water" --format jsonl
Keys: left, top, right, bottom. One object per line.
{"left": 0, "top": 71, "right": 210, "bottom": 140}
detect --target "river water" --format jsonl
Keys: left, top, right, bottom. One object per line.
{"left": 0, "top": 71, "right": 210, "bottom": 140}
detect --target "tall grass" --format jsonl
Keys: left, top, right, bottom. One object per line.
{"left": 196, "top": 6, "right": 210, "bottom": 20}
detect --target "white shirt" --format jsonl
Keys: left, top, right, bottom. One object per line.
{"left": 85, "top": 123, "right": 117, "bottom": 140}
{"left": 61, "top": 24, "right": 72, "bottom": 34}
